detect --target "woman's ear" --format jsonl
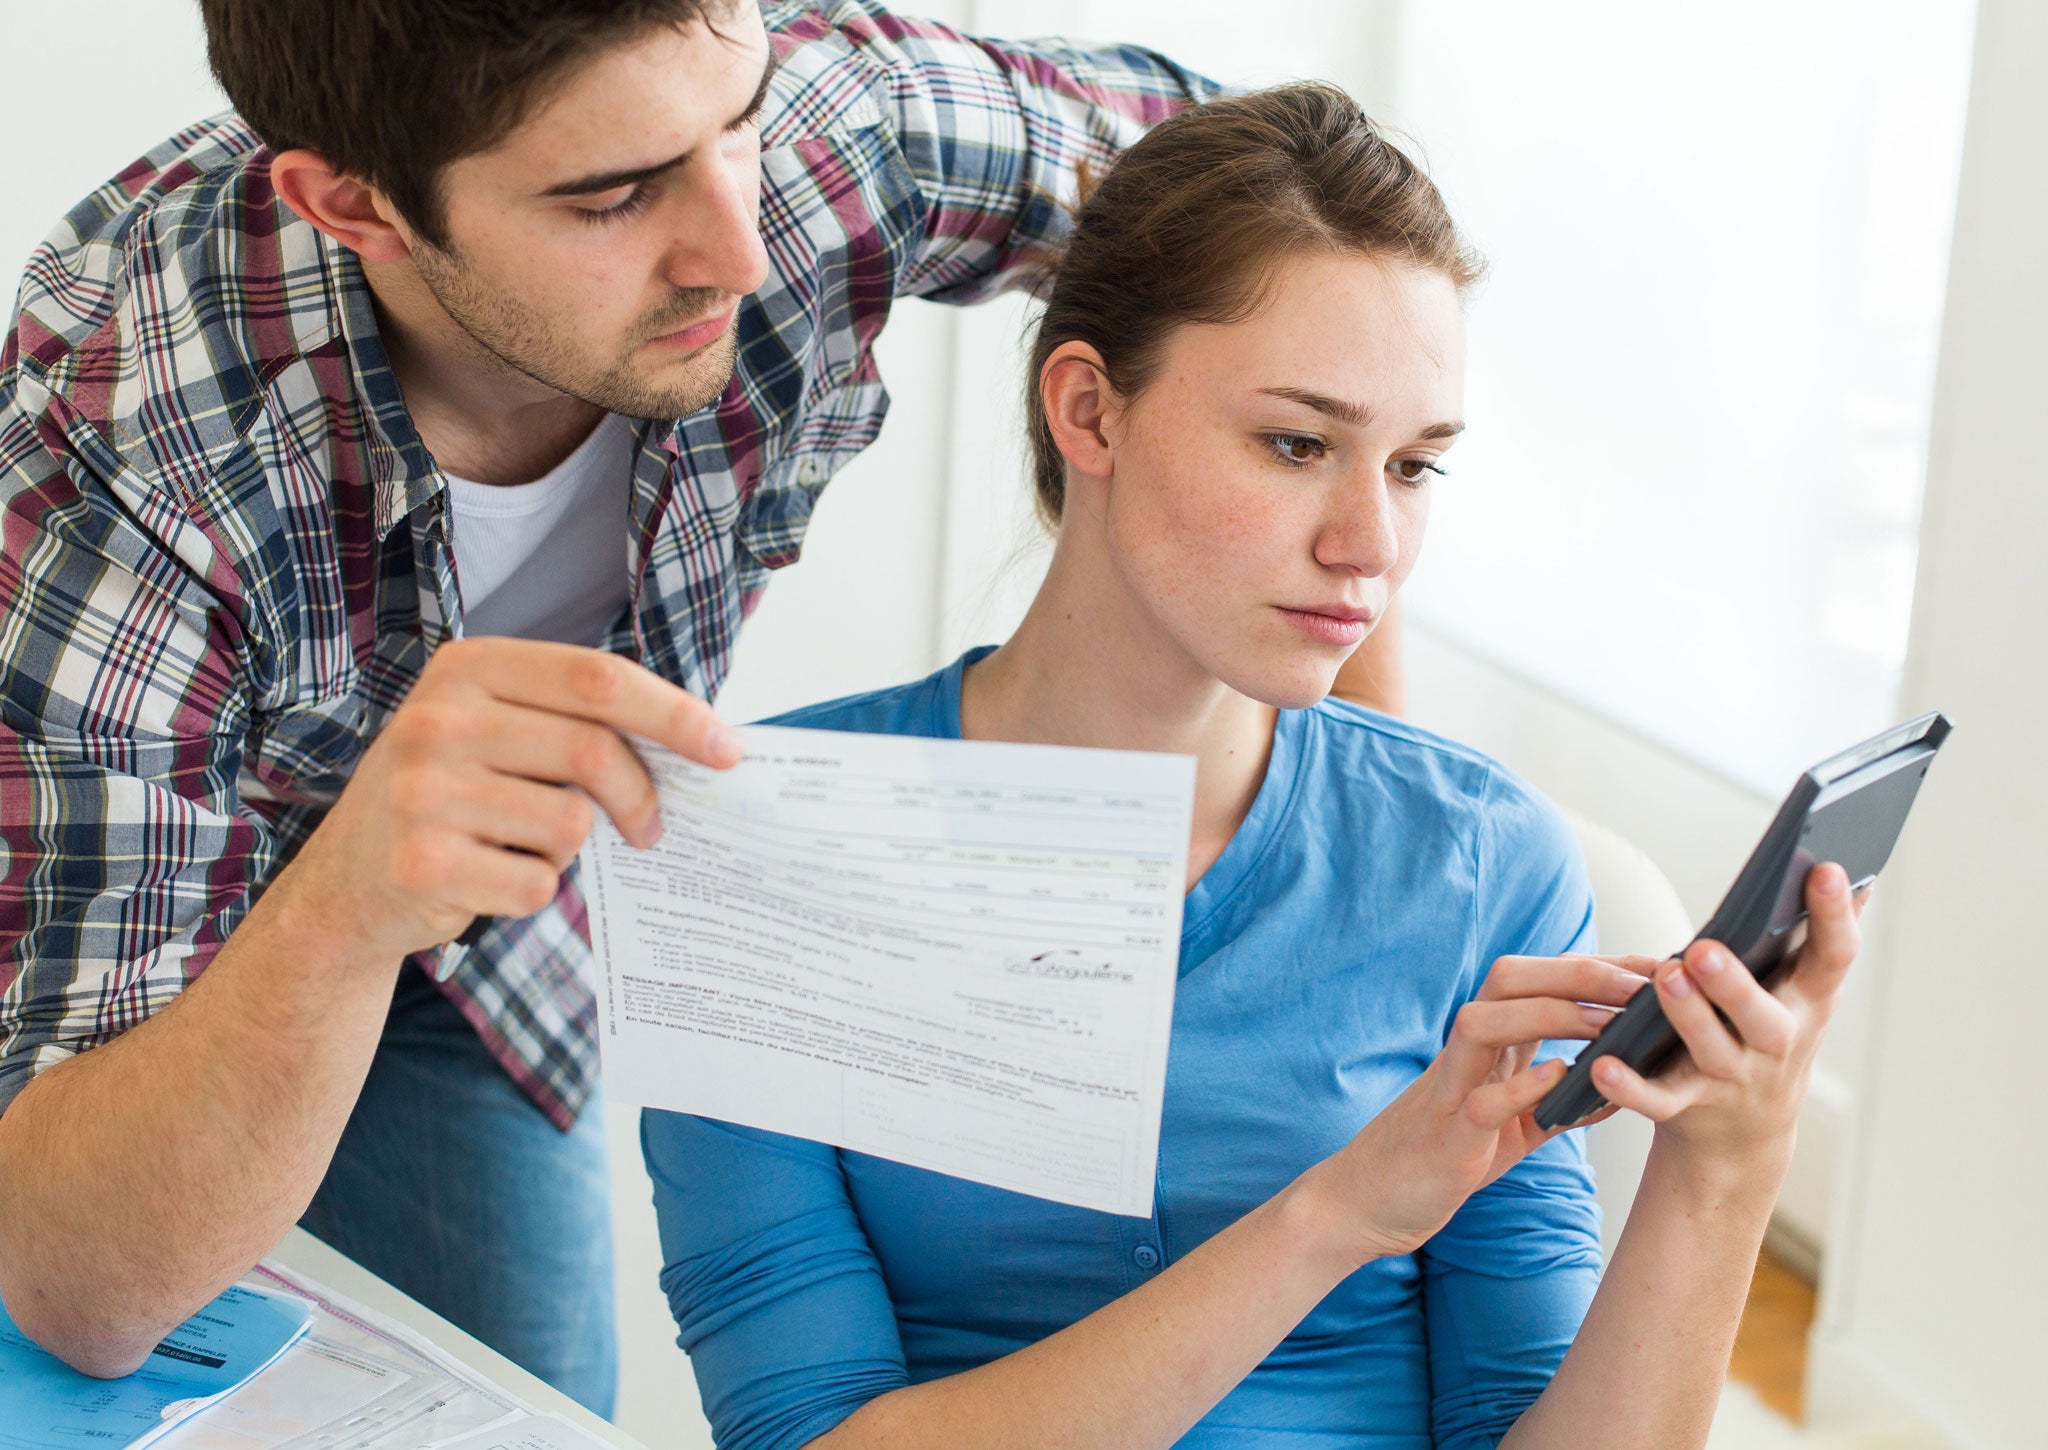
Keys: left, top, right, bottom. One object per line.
{"left": 1040, "top": 341, "right": 1121, "bottom": 482}
{"left": 268, "top": 150, "right": 415, "bottom": 265}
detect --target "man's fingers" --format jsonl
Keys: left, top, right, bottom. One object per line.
{"left": 434, "top": 638, "right": 741, "bottom": 770}
{"left": 474, "top": 701, "right": 664, "bottom": 847}
{"left": 1477, "top": 953, "right": 1652, "bottom": 1010}
{"left": 455, "top": 776, "right": 597, "bottom": 873}
{"left": 393, "top": 825, "right": 566, "bottom": 925}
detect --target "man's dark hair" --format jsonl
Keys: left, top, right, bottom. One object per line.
{"left": 201, "top": 0, "right": 722, "bottom": 249}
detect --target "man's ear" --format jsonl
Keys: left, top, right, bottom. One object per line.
{"left": 1040, "top": 340, "right": 1122, "bottom": 482}
{"left": 268, "top": 149, "right": 415, "bottom": 264}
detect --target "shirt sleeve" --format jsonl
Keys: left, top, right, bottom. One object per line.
{"left": 642, "top": 1108, "right": 908, "bottom": 1450}
{"left": 1419, "top": 768, "right": 1604, "bottom": 1449}
{"left": 810, "top": 0, "right": 1222, "bottom": 304}
{"left": 0, "top": 353, "right": 277, "bottom": 1116}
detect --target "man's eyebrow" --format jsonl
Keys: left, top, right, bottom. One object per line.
{"left": 1256, "top": 386, "right": 1464, "bottom": 440}
{"left": 537, "top": 48, "right": 778, "bottom": 198}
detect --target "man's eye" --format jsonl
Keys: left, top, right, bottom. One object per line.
{"left": 1264, "top": 433, "right": 1329, "bottom": 466}
{"left": 576, "top": 184, "right": 655, "bottom": 226}
{"left": 1391, "top": 457, "right": 1450, "bottom": 487}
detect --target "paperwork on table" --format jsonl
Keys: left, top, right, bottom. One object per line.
{"left": 584, "top": 725, "right": 1196, "bottom": 1215}
{"left": 1, "top": 1282, "right": 310, "bottom": 1450}
{"left": 154, "top": 1259, "right": 527, "bottom": 1450}
{"left": 431, "top": 1414, "right": 617, "bottom": 1450}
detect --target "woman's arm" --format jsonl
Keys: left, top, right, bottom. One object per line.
{"left": 1499, "top": 864, "right": 1864, "bottom": 1450}
{"left": 661, "top": 954, "right": 1644, "bottom": 1450}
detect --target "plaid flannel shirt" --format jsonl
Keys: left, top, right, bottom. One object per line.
{"left": 0, "top": 0, "right": 1213, "bottom": 1128}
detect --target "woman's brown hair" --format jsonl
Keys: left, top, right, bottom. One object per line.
{"left": 1025, "top": 83, "right": 1484, "bottom": 527}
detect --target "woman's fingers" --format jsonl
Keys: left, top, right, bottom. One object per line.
{"left": 1450, "top": 996, "right": 1615, "bottom": 1055}
{"left": 1477, "top": 953, "right": 1654, "bottom": 1009}
{"left": 1439, "top": 994, "right": 1623, "bottom": 1103}
{"left": 1590, "top": 1053, "right": 1701, "bottom": 1123}
{"left": 1651, "top": 957, "right": 1751, "bottom": 1078}
{"left": 1462, "top": 1057, "right": 1568, "bottom": 1130}
{"left": 1779, "top": 862, "right": 1863, "bottom": 1009}
{"left": 1680, "top": 940, "right": 1799, "bottom": 1059}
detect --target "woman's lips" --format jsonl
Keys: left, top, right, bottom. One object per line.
{"left": 648, "top": 303, "right": 736, "bottom": 353}
{"left": 1277, "top": 605, "right": 1373, "bottom": 646}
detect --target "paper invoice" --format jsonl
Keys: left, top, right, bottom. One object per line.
{"left": 583, "top": 725, "right": 1196, "bottom": 1215}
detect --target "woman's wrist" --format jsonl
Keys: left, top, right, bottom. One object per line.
{"left": 1641, "top": 1128, "right": 1795, "bottom": 1218}
{"left": 1280, "top": 1161, "right": 1391, "bottom": 1281}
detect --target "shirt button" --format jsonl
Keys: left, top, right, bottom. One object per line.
{"left": 1132, "top": 1244, "right": 1160, "bottom": 1270}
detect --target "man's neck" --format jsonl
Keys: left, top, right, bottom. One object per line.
{"left": 362, "top": 256, "right": 605, "bottom": 486}
{"left": 960, "top": 527, "right": 1277, "bottom": 890}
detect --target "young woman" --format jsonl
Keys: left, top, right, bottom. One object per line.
{"left": 641, "top": 85, "right": 1862, "bottom": 1450}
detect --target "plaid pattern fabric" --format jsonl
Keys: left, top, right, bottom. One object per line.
{"left": 0, "top": 1, "right": 1213, "bottom": 1127}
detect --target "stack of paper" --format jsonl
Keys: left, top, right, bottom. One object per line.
{"left": 0, "top": 1282, "right": 311, "bottom": 1450}
{"left": 155, "top": 1258, "right": 533, "bottom": 1450}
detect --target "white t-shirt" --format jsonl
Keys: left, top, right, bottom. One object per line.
{"left": 444, "top": 414, "right": 635, "bottom": 646}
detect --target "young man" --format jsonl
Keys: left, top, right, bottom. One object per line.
{"left": 0, "top": 0, "right": 1231, "bottom": 1413}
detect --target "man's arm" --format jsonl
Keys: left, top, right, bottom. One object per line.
{"left": 806, "top": 1, "right": 1221, "bottom": 304}
{"left": 0, "top": 634, "right": 735, "bottom": 1375}
{"left": 0, "top": 394, "right": 737, "bottom": 1376}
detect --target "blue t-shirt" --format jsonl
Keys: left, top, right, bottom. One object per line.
{"left": 643, "top": 648, "right": 1603, "bottom": 1450}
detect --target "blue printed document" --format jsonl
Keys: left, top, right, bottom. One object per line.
{"left": 0, "top": 1281, "right": 312, "bottom": 1450}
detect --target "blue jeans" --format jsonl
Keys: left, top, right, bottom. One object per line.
{"left": 300, "top": 964, "right": 618, "bottom": 1417}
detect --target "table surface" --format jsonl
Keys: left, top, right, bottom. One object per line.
{"left": 271, "top": 1226, "right": 652, "bottom": 1450}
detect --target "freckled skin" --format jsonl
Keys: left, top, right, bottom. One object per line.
{"left": 1091, "top": 252, "right": 1466, "bottom": 710}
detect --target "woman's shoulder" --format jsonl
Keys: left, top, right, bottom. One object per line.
{"left": 1304, "top": 698, "right": 1584, "bottom": 878}
{"left": 755, "top": 648, "right": 988, "bottom": 738}
{"left": 1303, "top": 699, "right": 1594, "bottom": 957}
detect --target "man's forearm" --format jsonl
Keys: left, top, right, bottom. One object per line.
{"left": 1500, "top": 1138, "right": 1785, "bottom": 1450}
{"left": 0, "top": 869, "right": 402, "bottom": 1376}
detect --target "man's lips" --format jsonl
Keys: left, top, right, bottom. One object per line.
{"left": 647, "top": 303, "right": 736, "bottom": 352}
{"left": 1277, "top": 603, "right": 1375, "bottom": 646}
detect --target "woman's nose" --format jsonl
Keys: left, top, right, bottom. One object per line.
{"left": 1315, "top": 483, "right": 1403, "bottom": 579}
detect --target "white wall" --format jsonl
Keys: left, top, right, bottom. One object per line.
{"left": 1, "top": 0, "right": 226, "bottom": 285}
{"left": 1805, "top": 0, "right": 2048, "bottom": 1442}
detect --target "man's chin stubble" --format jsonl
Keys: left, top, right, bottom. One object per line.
{"left": 583, "top": 327, "right": 741, "bottom": 421}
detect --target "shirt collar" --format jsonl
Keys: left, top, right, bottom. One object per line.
{"left": 324, "top": 237, "right": 450, "bottom": 538}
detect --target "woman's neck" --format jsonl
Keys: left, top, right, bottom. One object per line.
{"left": 960, "top": 542, "right": 1278, "bottom": 890}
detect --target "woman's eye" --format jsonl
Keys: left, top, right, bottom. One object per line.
{"left": 576, "top": 184, "right": 656, "bottom": 227}
{"left": 1264, "top": 433, "right": 1329, "bottom": 466}
{"left": 1390, "top": 457, "right": 1450, "bottom": 487}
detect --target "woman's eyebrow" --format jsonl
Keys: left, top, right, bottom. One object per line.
{"left": 538, "top": 49, "right": 779, "bottom": 198}
{"left": 1255, "top": 386, "right": 1464, "bottom": 440}
{"left": 1258, "top": 386, "right": 1372, "bottom": 427}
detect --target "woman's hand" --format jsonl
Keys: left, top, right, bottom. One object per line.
{"left": 1302, "top": 953, "right": 1647, "bottom": 1268}
{"left": 1590, "top": 862, "right": 1864, "bottom": 1169}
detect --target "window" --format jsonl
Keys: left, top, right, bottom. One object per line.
{"left": 1383, "top": 0, "right": 1977, "bottom": 790}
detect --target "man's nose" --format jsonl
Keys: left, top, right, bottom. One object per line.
{"left": 665, "top": 154, "right": 770, "bottom": 297}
